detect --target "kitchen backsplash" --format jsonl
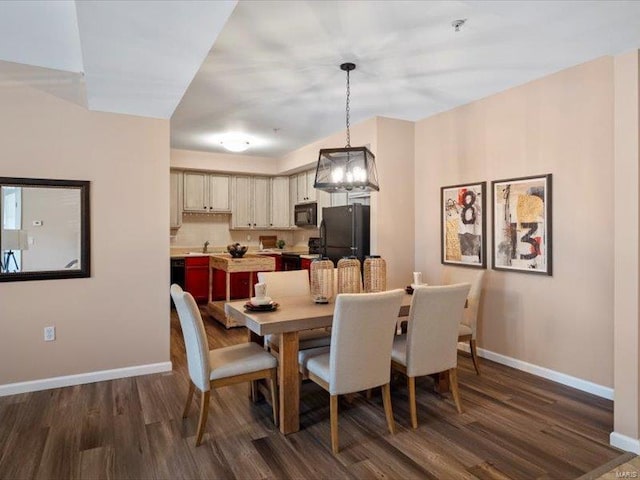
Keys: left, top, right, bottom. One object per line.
{"left": 170, "top": 214, "right": 317, "bottom": 248}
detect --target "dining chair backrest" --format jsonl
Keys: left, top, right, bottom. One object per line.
{"left": 406, "top": 284, "right": 471, "bottom": 377}
{"left": 170, "top": 284, "right": 210, "bottom": 392}
{"left": 329, "top": 289, "right": 404, "bottom": 395}
{"left": 257, "top": 270, "right": 310, "bottom": 298}
{"left": 442, "top": 268, "right": 485, "bottom": 337}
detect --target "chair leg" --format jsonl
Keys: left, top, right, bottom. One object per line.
{"left": 365, "top": 389, "right": 373, "bottom": 399}
{"left": 330, "top": 394, "right": 339, "bottom": 454}
{"left": 381, "top": 383, "right": 395, "bottom": 435}
{"left": 195, "top": 390, "right": 211, "bottom": 446}
{"left": 469, "top": 339, "right": 481, "bottom": 375}
{"left": 182, "top": 381, "right": 195, "bottom": 419}
{"left": 269, "top": 369, "right": 279, "bottom": 427}
{"left": 407, "top": 376, "right": 418, "bottom": 429}
{"left": 449, "top": 368, "right": 463, "bottom": 414}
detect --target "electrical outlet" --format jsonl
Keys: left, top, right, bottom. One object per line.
{"left": 44, "top": 326, "right": 55, "bottom": 342}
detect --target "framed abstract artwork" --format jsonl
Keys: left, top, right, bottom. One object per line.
{"left": 492, "top": 174, "right": 552, "bottom": 275}
{"left": 441, "top": 182, "right": 486, "bottom": 268}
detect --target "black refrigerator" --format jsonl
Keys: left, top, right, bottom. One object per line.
{"left": 320, "top": 204, "right": 370, "bottom": 266}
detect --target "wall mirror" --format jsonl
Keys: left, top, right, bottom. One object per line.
{"left": 0, "top": 177, "right": 90, "bottom": 282}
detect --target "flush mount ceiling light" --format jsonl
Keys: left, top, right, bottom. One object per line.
{"left": 314, "top": 63, "right": 379, "bottom": 193}
{"left": 220, "top": 136, "right": 250, "bottom": 153}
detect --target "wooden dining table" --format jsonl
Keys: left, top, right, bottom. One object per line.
{"left": 225, "top": 292, "right": 414, "bottom": 434}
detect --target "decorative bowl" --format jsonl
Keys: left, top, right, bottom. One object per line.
{"left": 227, "top": 243, "right": 248, "bottom": 258}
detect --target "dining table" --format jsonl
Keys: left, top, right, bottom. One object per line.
{"left": 226, "top": 292, "right": 430, "bottom": 434}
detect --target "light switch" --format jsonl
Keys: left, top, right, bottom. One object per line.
{"left": 28, "top": 236, "right": 34, "bottom": 246}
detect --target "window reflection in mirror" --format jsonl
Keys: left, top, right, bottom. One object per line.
{"left": 0, "top": 178, "right": 90, "bottom": 282}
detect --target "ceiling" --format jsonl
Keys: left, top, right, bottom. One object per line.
{"left": 1, "top": 1, "right": 639, "bottom": 158}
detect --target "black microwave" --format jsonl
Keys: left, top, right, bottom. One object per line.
{"left": 294, "top": 202, "right": 317, "bottom": 227}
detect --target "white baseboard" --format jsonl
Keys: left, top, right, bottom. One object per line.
{"left": 610, "top": 431, "right": 640, "bottom": 454}
{"left": 0, "top": 361, "right": 173, "bottom": 397}
{"left": 458, "top": 342, "right": 614, "bottom": 400}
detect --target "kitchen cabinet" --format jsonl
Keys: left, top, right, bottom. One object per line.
{"left": 231, "top": 176, "right": 271, "bottom": 229}
{"left": 170, "top": 170, "right": 183, "bottom": 229}
{"left": 183, "top": 172, "right": 230, "bottom": 213}
{"left": 270, "top": 176, "right": 290, "bottom": 228}
{"left": 289, "top": 176, "right": 297, "bottom": 227}
{"left": 296, "top": 170, "right": 316, "bottom": 203}
{"left": 316, "top": 189, "right": 331, "bottom": 227}
{"left": 185, "top": 256, "right": 209, "bottom": 303}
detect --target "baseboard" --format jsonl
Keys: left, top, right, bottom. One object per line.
{"left": 610, "top": 431, "right": 640, "bottom": 454}
{"left": 458, "top": 342, "right": 614, "bottom": 400}
{"left": 0, "top": 361, "right": 173, "bottom": 397}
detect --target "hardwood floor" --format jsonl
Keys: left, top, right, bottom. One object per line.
{"left": 0, "top": 309, "right": 624, "bottom": 479}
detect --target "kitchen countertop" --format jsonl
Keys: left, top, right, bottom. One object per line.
{"left": 170, "top": 247, "right": 312, "bottom": 259}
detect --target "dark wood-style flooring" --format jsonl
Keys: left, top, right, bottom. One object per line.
{"left": 0, "top": 309, "right": 624, "bottom": 480}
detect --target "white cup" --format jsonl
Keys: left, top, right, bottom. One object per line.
{"left": 412, "top": 272, "right": 423, "bottom": 285}
{"left": 254, "top": 282, "right": 267, "bottom": 298}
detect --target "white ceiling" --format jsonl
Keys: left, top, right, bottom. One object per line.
{"left": 0, "top": 1, "right": 639, "bottom": 158}
{"left": 0, "top": 0, "right": 236, "bottom": 118}
{"left": 171, "top": 0, "right": 640, "bottom": 157}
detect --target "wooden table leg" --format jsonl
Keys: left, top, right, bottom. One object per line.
{"left": 279, "top": 331, "right": 300, "bottom": 434}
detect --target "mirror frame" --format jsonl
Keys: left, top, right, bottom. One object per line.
{"left": 0, "top": 177, "right": 90, "bottom": 282}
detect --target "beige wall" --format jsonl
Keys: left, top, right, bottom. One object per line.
{"left": 0, "top": 79, "right": 170, "bottom": 384}
{"left": 171, "top": 148, "right": 277, "bottom": 175}
{"left": 415, "top": 56, "right": 615, "bottom": 387}
{"left": 373, "top": 117, "right": 415, "bottom": 288}
{"left": 613, "top": 50, "right": 640, "bottom": 442}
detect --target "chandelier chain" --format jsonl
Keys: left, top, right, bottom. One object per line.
{"left": 345, "top": 68, "right": 351, "bottom": 148}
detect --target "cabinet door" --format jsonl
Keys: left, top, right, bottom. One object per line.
{"left": 296, "top": 173, "right": 307, "bottom": 203}
{"left": 209, "top": 175, "right": 230, "bottom": 212}
{"left": 316, "top": 189, "right": 331, "bottom": 227}
{"left": 183, "top": 172, "right": 209, "bottom": 212}
{"left": 270, "top": 176, "right": 290, "bottom": 228}
{"left": 211, "top": 269, "right": 227, "bottom": 301}
{"left": 289, "top": 176, "right": 297, "bottom": 226}
{"left": 305, "top": 170, "right": 316, "bottom": 202}
{"left": 170, "top": 170, "right": 183, "bottom": 228}
{"left": 230, "top": 272, "right": 251, "bottom": 299}
{"left": 253, "top": 177, "right": 271, "bottom": 228}
{"left": 231, "top": 176, "right": 252, "bottom": 228}
{"left": 184, "top": 257, "right": 209, "bottom": 302}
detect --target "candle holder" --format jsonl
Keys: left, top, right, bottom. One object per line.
{"left": 337, "top": 257, "right": 362, "bottom": 294}
{"left": 310, "top": 257, "right": 334, "bottom": 304}
{"left": 363, "top": 255, "right": 386, "bottom": 293}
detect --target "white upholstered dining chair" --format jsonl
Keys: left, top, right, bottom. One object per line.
{"left": 298, "top": 289, "right": 405, "bottom": 454}
{"left": 170, "top": 284, "right": 278, "bottom": 446}
{"left": 257, "top": 270, "right": 332, "bottom": 352}
{"left": 391, "top": 283, "right": 470, "bottom": 428}
{"left": 442, "top": 268, "right": 485, "bottom": 375}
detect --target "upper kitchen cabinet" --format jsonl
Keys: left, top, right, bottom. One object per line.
{"left": 270, "top": 176, "right": 290, "bottom": 228}
{"left": 296, "top": 170, "right": 316, "bottom": 203}
{"left": 183, "top": 172, "right": 230, "bottom": 213}
{"left": 231, "top": 176, "right": 271, "bottom": 229}
{"left": 170, "top": 170, "right": 183, "bottom": 230}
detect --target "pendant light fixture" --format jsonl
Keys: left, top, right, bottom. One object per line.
{"left": 314, "top": 63, "right": 379, "bottom": 192}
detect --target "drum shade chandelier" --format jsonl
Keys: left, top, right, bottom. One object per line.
{"left": 314, "top": 63, "right": 379, "bottom": 193}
